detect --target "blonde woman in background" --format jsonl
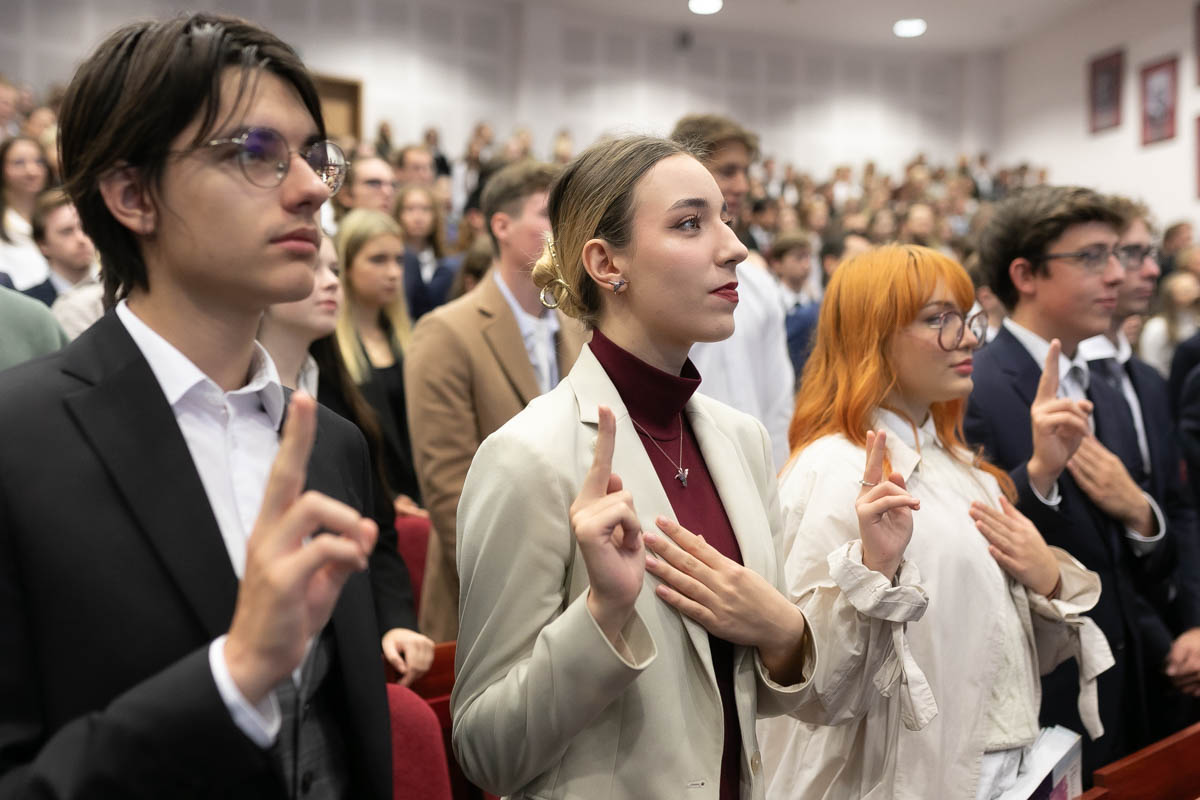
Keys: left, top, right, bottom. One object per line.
{"left": 334, "top": 208, "right": 423, "bottom": 519}
{"left": 1139, "top": 268, "right": 1200, "bottom": 377}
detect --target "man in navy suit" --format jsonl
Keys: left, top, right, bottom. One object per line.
{"left": 20, "top": 189, "right": 96, "bottom": 307}
{"left": 966, "top": 186, "right": 1177, "bottom": 776}
{"left": 0, "top": 15, "right": 390, "bottom": 797}
{"left": 1078, "top": 197, "right": 1200, "bottom": 734}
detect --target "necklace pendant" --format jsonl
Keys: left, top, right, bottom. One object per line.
{"left": 676, "top": 467, "right": 689, "bottom": 488}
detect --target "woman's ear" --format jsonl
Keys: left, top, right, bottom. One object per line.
{"left": 97, "top": 165, "right": 156, "bottom": 237}
{"left": 581, "top": 237, "right": 625, "bottom": 293}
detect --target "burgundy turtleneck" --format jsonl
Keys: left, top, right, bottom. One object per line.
{"left": 589, "top": 328, "right": 743, "bottom": 800}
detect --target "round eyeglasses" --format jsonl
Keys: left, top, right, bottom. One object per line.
{"left": 197, "top": 127, "right": 347, "bottom": 195}
{"left": 926, "top": 309, "right": 988, "bottom": 351}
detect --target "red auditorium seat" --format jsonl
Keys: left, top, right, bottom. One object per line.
{"left": 394, "top": 514, "right": 432, "bottom": 613}
{"left": 386, "top": 682, "right": 453, "bottom": 800}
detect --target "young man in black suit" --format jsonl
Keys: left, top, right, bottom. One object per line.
{"left": 966, "top": 186, "right": 1177, "bottom": 776}
{"left": 1078, "top": 198, "right": 1200, "bottom": 732}
{"left": 0, "top": 15, "right": 390, "bottom": 798}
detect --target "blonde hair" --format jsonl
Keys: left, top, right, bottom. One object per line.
{"left": 531, "top": 135, "right": 696, "bottom": 326}
{"left": 334, "top": 209, "right": 413, "bottom": 384}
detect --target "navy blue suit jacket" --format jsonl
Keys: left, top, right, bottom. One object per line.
{"left": 785, "top": 302, "right": 820, "bottom": 382}
{"left": 404, "top": 250, "right": 460, "bottom": 321}
{"left": 1119, "top": 357, "right": 1200, "bottom": 634}
{"left": 965, "top": 327, "right": 1171, "bottom": 770}
{"left": 21, "top": 278, "right": 57, "bottom": 307}
{"left": 0, "top": 272, "right": 12, "bottom": 290}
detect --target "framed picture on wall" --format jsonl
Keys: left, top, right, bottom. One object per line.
{"left": 1141, "top": 56, "right": 1178, "bottom": 145}
{"left": 1195, "top": 3, "right": 1200, "bottom": 84}
{"left": 1088, "top": 50, "right": 1123, "bottom": 133}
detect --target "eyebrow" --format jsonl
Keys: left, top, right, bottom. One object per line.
{"left": 666, "top": 197, "right": 731, "bottom": 217}
{"left": 920, "top": 300, "right": 958, "bottom": 311}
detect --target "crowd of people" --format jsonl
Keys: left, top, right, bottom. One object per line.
{"left": 4, "top": 11, "right": 1200, "bottom": 800}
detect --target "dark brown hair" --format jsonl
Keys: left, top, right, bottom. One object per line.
{"left": 31, "top": 188, "right": 73, "bottom": 244}
{"left": 976, "top": 185, "right": 1123, "bottom": 309}
{"left": 1107, "top": 195, "right": 1153, "bottom": 236}
{"left": 768, "top": 231, "right": 812, "bottom": 262}
{"left": 58, "top": 13, "right": 325, "bottom": 307}
{"left": 669, "top": 113, "right": 760, "bottom": 163}
{"left": 480, "top": 159, "right": 559, "bottom": 254}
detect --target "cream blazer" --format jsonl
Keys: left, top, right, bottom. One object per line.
{"left": 451, "top": 344, "right": 818, "bottom": 800}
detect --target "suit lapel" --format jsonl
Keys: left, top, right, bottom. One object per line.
{"left": 568, "top": 347, "right": 715, "bottom": 680}
{"left": 62, "top": 316, "right": 238, "bottom": 639}
{"left": 478, "top": 274, "right": 541, "bottom": 404}
{"left": 687, "top": 401, "right": 771, "bottom": 578}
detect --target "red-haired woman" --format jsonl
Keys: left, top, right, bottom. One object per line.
{"left": 757, "top": 245, "right": 1112, "bottom": 799}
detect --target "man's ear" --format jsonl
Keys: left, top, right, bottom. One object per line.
{"left": 1009, "top": 257, "right": 1038, "bottom": 300}
{"left": 581, "top": 237, "right": 623, "bottom": 290}
{"left": 489, "top": 211, "right": 509, "bottom": 248}
{"left": 97, "top": 165, "right": 156, "bottom": 237}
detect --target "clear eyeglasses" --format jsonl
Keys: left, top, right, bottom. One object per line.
{"left": 197, "top": 126, "right": 347, "bottom": 195}
{"left": 926, "top": 309, "right": 988, "bottom": 351}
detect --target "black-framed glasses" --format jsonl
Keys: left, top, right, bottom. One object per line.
{"left": 197, "top": 127, "right": 346, "bottom": 195}
{"left": 1115, "top": 243, "right": 1161, "bottom": 269}
{"left": 926, "top": 309, "right": 988, "bottom": 351}
{"left": 1038, "top": 244, "right": 1125, "bottom": 273}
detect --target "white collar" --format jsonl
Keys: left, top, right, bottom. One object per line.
{"left": 115, "top": 300, "right": 285, "bottom": 427}
{"left": 1077, "top": 330, "right": 1132, "bottom": 366}
{"left": 494, "top": 270, "right": 559, "bottom": 336}
{"left": 1003, "top": 317, "right": 1091, "bottom": 389}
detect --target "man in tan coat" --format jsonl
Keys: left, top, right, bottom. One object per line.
{"left": 405, "top": 160, "right": 588, "bottom": 641}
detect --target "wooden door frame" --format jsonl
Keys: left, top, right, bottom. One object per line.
{"left": 311, "top": 72, "right": 363, "bottom": 143}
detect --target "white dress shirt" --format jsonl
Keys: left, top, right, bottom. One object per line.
{"left": 417, "top": 246, "right": 439, "bottom": 285}
{"left": 494, "top": 270, "right": 561, "bottom": 394}
{"left": 0, "top": 208, "right": 49, "bottom": 290}
{"left": 1078, "top": 332, "right": 1151, "bottom": 472}
{"left": 1003, "top": 318, "right": 1164, "bottom": 551}
{"left": 689, "top": 258, "right": 795, "bottom": 468}
{"left": 115, "top": 301, "right": 287, "bottom": 747}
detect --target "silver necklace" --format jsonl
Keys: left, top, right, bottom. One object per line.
{"left": 631, "top": 414, "right": 688, "bottom": 488}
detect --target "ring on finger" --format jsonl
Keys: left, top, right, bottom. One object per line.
{"left": 858, "top": 479, "right": 878, "bottom": 487}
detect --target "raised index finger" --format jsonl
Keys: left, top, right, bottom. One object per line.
{"left": 1035, "top": 339, "right": 1062, "bottom": 403}
{"left": 862, "top": 430, "right": 886, "bottom": 490}
{"left": 579, "top": 405, "right": 616, "bottom": 502}
{"left": 258, "top": 392, "right": 318, "bottom": 527}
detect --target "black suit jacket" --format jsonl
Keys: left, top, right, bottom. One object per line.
{"left": 404, "top": 250, "right": 460, "bottom": 321}
{"left": 0, "top": 272, "right": 12, "bottom": 290}
{"left": 965, "top": 327, "right": 1171, "bottom": 769}
{"left": 21, "top": 278, "right": 57, "bottom": 307}
{"left": 1123, "top": 357, "right": 1200, "bottom": 634}
{"left": 0, "top": 313, "right": 391, "bottom": 798}
{"left": 1168, "top": 329, "right": 1200, "bottom": 417}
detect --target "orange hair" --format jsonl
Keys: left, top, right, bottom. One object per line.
{"left": 788, "top": 244, "right": 1015, "bottom": 499}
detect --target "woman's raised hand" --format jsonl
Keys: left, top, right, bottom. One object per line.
{"left": 571, "top": 406, "right": 646, "bottom": 646}
{"left": 856, "top": 430, "right": 920, "bottom": 581}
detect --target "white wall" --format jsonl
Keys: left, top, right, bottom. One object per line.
{"left": 0, "top": 0, "right": 994, "bottom": 181}
{"left": 998, "top": 0, "right": 1199, "bottom": 223}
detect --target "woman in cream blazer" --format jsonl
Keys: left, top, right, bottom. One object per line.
{"left": 451, "top": 136, "right": 907, "bottom": 800}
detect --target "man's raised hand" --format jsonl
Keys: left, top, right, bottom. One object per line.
{"left": 225, "top": 393, "right": 378, "bottom": 704}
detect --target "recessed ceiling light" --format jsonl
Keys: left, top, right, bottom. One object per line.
{"left": 689, "top": 0, "right": 723, "bottom": 15}
{"left": 893, "top": 18, "right": 927, "bottom": 38}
